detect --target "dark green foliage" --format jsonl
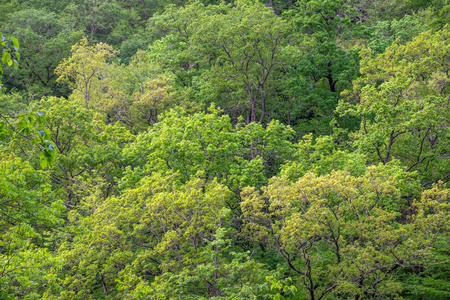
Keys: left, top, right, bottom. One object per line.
{"left": 2, "top": 9, "right": 82, "bottom": 98}
{"left": 279, "top": 0, "right": 364, "bottom": 135}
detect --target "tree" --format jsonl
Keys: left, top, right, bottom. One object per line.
{"left": 1, "top": 8, "right": 83, "bottom": 98}
{"left": 1, "top": 31, "right": 57, "bottom": 169}
{"left": 366, "top": 14, "right": 426, "bottom": 54}
{"left": 0, "top": 157, "right": 64, "bottom": 299}
{"left": 0, "top": 32, "right": 19, "bottom": 93}
{"left": 147, "top": 0, "right": 291, "bottom": 123}
{"left": 101, "top": 50, "right": 191, "bottom": 131}
{"left": 279, "top": 133, "right": 368, "bottom": 181}
{"left": 48, "top": 172, "right": 266, "bottom": 299}
{"left": 122, "top": 105, "right": 295, "bottom": 194}
{"left": 194, "top": 0, "right": 291, "bottom": 123}
{"left": 58, "top": 41, "right": 191, "bottom": 131}
{"left": 241, "top": 164, "right": 448, "bottom": 299}
{"left": 280, "top": 0, "right": 363, "bottom": 135}
{"left": 7, "top": 96, "right": 131, "bottom": 207}
{"left": 0, "top": 32, "right": 20, "bottom": 138}
{"left": 55, "top": 37, "right": 117, "bottom": 109}
{"left": 337, "top": 27, "right": 450, "bottom": 185}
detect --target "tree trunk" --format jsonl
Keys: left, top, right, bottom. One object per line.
{"left": 250, "top": 98, "right": 257, "bottom": 123}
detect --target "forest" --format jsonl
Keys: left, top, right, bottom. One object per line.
{"left": 0, "top": 0, "right": 449, "bottom": 299}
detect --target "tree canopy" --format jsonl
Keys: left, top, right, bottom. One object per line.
{"left": 0, "top": 0, "right": 449, "bottom": 299}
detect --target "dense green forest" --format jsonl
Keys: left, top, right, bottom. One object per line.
{"left": 1, "top": 0, "right": 449, "bottom": 299}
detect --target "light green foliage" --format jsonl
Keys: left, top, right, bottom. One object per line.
{"left": 17, "top": 111, "right": 58, "bottom": 169}
{"left": 0, "top": 157, "right": 64, "bottom": 299}
{"left": 1, "top": 107, "right": 57, "bottom": 169}
{"left": 103, "top": 50, "right": 193, "bottom": 131}
{"left": 338, "top": 27, "right": 450, "bottom": 184}
{"left": 2, "top": 1, "right": 450, "bottom": 299}
{"left": 242, "top": 164, "right": 448, "bottom": 299}
{"left": 280, "top": 133, "right": 368, "bottom": 180}
{"left": 51, "top": 172, "right": 266, "bottom": 299}
{"left": 57, "top": 40, "right": 188, "bottom": 130}
{"left": 55, "top": 37, "right": 118, "bottom": 108}
{"left": 146, "top": 1, "right": 208, "bottom": 89}
{"left": 8, "top": 96, "right": 131, "bottom": 207}
{"left": 122, "top": 105, "right": 295, "bottom": 192}
{"left": 259, "top": 276, "right": 297, "bottom": 300}
{"left": 417, "top": 0, "right": 450, "bottom": 30}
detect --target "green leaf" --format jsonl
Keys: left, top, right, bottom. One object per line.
{"left": 11, "top": 37, "right": 19, "bottom": 49}
{"left": 37, "top": 130, "right": 45, "bottom": 138}
{"left": 2, "top": 51, "right": 11, "bottom": 64}
{"left": 39, "top": 152, "right": 49, "bottom": 169}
